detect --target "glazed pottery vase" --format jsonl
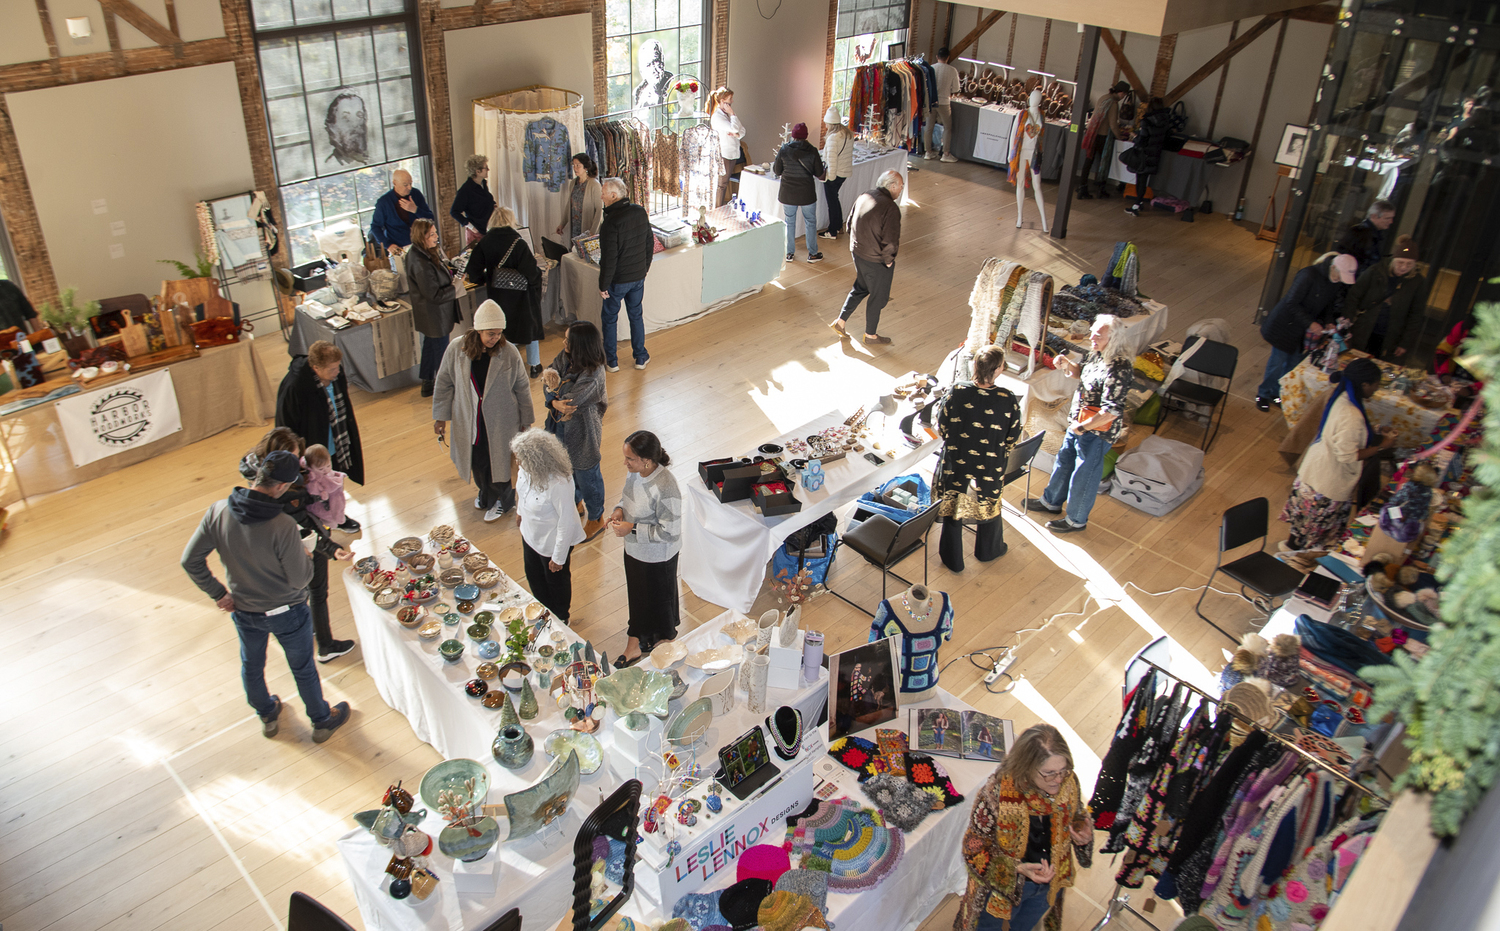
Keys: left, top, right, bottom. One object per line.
{"left": 438, "top": 815, "right": 500, "bottom": 861}
{"left": 518, "top": 679, "right": 539, "bottom": 720}
{"left": 495, "top": 691, "right": 521, "bottom": 729}
{"left": 491, "top": 724, "right": 535, "bottom": 770}
{"left": 746, "top": 653, "right": 770, "bottom": 715}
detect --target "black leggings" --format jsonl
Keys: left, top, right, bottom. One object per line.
{"left": 309, "top": 553, "right": 334, "bottom": 651}
{"left": 624, "top": 552, "right": 679, "bottom": 651}
{"left": 470, "top": 435, "right": 514, "bottom": 510}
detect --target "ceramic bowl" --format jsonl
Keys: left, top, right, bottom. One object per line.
{"left": 391, "top": 537, "right": 424, "bottom": 560}
{"left": 467, "top": 623, "right": 491, "bottom": 643}
{"left": 499, "top": 607, "right": 524, "bottom": 625}
{"left": 396, "top": 605, "right": 424, "bottom": 628}
{"left": 648, "top": 641, "right": 687, "bottom": 670}
{"left": 463, "top": 553, "right": 490, "bottom": 574}
{"left": 442, "top": 612, "right": 462, "bottom": 628}
{"left": 536, "top": 644, "right": 555, "bottom": 659}
{"left": 457, "top": 600, "right": 476, "bottom": 615}
{"left": 524, "top": 601, "right": 546, "bottom": 621}
{"left": 473, "top": 610, "right": 495, "bottom": 627}
{"left": 499, "top": 661, "right": 532, "bottom": 691}
{"left": 454, "top": 583, "right": 481, "bottom": 603}
{"left": 433, "top": 602, "right": 452, "bottom": 616}
{"left": 438, "top": 639, "right": 465, "bottom": 664}
{"left": 439, "top": 567, "right": 466, "bottom": 588}
{"left": 542, "top": 729, "right": 604, "bottom": 774}
{"left": 720, "top": 616, "right": 760, "bottom": 644}
{"left": 374, "top": 588, "right": 401, "bottom": 609}
{"left": 418, "top": 758, "right": 489, "bottom": 811}
{"left": 405, "top": 554, "right": 436, "bottom": 574}
{"left": 465, "top": 679, "right": 489, "bottom": 698}
{"left": 475, "top": 662, "right": 500, "bottom": 680}
{"left": 477, "top": 640, "right": 501, "bottom": 660}
{"left": 686, "top": 645, "right": 744, "bottom": 670}
{"left": 473, "top": 568, "right": 502, "bottom": 590}
{"left": 482, "top": 691, "right": 508, "bottom": 709}
{"left": 417, "top": 620, "right": 443, "bottom": 640}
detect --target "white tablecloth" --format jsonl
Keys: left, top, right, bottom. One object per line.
{"left": 1046, "top": 299, "right": 1171, "bottom": 358}
{"left": 972, "top": 105, "right": 1014, "bottom": 163}
{"left": 737, "top": 147, "right": 910, "bottom": 238}
{"left": 678, "top": 409, "right": 939, "bottom": 613}
{"left": 336, "top": 569, "right": 830, "bottom": 931}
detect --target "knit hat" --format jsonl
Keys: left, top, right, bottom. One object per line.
{"left": 1173, "top": 918, "right": 1217, "bottom": 931}
{"left": 474, "top": 299, "right": 507, "bottom": 331}
{"left": 1331, "top": 253, "right": 1358, "bottom": 284}
{"left": 671, "top": 891, "right": 727, "bottom": 931}
{"left": 262, "top": 450, "right": 303, "bottom": 484}
{"left": 757, "top": 891, "right": 829, "bottom": 931}
{"left": 823, "top": 106, "right": 841, "bottom": 125}
{"left": 791, "top": 122, "right": 808, "bottom": 140}
{"left": 718, "top": 878, "right": 774, "bottom": 931}
{"left": 774, "top": 870, "right": 830, "bottom": 914}
{"left": 737, "top": 843, "right": 791, "bottom": 883}
{"left": 1393, "top": 234, "right": 1419, "bottom": 261}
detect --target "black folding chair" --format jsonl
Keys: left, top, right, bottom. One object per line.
{"left": 1197, "top": 497, "right": 1305, "bottom": 642}
{"left": 1002, "top": 432, "right": 1047, "bottom": 503}
{"left": 828, "top": 501, "right": 942, "bottom": 616}
{"left": 1155, "top": 335, "right": 1237, "bottom": 451}
{"left": 481, "top": 909, "right": 523, "bottom": 931}
{"left": 289, "top": 892, "right": 357, "bottom": 931}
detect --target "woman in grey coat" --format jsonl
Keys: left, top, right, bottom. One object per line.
{"left": 542, "top": 321, "right": 609, "bottom": 541}
{"left": 406, "top": 218, "right": 460, "bottom": 397}
{"left": 432, "top": 300, "right": 535, "bottom": 521}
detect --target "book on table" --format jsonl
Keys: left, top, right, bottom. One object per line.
{"left": 910, "top": 708, "right": 1013, "bottom": 762}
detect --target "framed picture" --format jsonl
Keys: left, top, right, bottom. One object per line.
{"left": 1275, "top": 124, "right": 1310, "bottom": 169}
{"left": 828, "top": 636, "right": 901, "bottom": 740}
{"left": 886, "top": 41, "right": 905, "bottom": 61}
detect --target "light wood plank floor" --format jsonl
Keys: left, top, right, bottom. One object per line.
{"left": 1, "top": 162, "right": 1299, "bottom": 931}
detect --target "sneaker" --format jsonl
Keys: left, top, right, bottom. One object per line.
{"left": 336, "top": 517, "right": 361, "bottom": 534}
{"left": 260, "top": 696, "right": 282, "bottom": 738}
{"left": 606, "top": 364, "right": 620, "bottom": 373}
{"left": 312, "top": 701, "right": 351, "bottom": 744}
{"left": 785, "top": 253, "right": 795, "bottom": 262}
{"left": 318, "top": 639, "right": 356, "bottom": 663}
{"left": 862, "top": 334, "right": 892, "bottom": 345}
{"left": 924, "top": 151, "right": 938, "bottom": 160}
{"left": 1077, "top": 188, "right": 1095, "bottom": 200}
{"left": 1255, "top": 397, "right": 1272, "bottom": 412}
{"left": 829, "top": 318, "right": 849, "bottom": 338}
{"left": 1046, "top": 518, "right": 1085, "bottom": 534}
{"left": 1024, "top": 498, "right": 1061, "bottom": 514}
{"left": 1126, "top": 205, "right": 1141, "bottom": 217}
{"left": 583, "top": 518, "right": 607, "bottom": 541}
{"left": 941, "top": 153, "right": 958, "bottom": 163}
{"left": 807, "top": 253, "right": 825, "bottom": 264}
{"left": 484, "top": 501, "right": 507, "bottom": 522}
{"left": 634, "top": 358, "right": 650, "bottom": 370}
{"left": 819, "top": 231, "right": 838, "bottom": 240}
{"left": 475, "top": 493, "right": 486, "bottom": 509}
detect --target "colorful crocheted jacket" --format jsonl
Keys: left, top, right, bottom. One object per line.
{"left": 954, "top": 772, "right": 1087, "bottom": 931}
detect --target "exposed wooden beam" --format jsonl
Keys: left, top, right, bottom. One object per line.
{"left": 432, "top": 0, "right": 590, "bottom": 32}
{"left": 949, "top": 9, "right": 1003, "bottom": 63}
{"left": 1099, "top": 28, "right": 1145, "bottom": 97}
{"left": 101, "top": 8, "right": 125, "bottom": 71}
{"left": 0, "top": 95, "right": 60, "bottom": 307}
{"left": 0, "top": 36, "right": 232, "bottom": 93}
{"left": 1206, "top": 19, "right": 1238, "bottom": 140}
{"left": 99, "top": 0, "right": 182, "bottom": 49}
{"left": 35, "top": 0, "right": 61, "bottom": 62}
{"left": 1164, "top": 14, "right": 1282, "bottom": 107}
{"left": 1289, "top": 3, "right": 1338, "bottom": 25}
{"left": 1150, "top": 33, "right": 1176, "bottom": 99}
{"left": 164, "top": 0, "right": 179, "bottom": 36}
{"left": 417, "top": 0, "right": 458, "bottom": 249}
{"left": 1236, "top": 14, "right": 1290, "bottom": 207}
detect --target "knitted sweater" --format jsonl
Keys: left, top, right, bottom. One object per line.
{"left": 616, "top": 466, "right": 682, "bottom": 562}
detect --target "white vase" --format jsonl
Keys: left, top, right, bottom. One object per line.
{"left": 746, "top": 654, "right": 770, "bottom": 715}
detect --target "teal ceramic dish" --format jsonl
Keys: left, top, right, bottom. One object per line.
{"left": 443, "top": 612, "right": 462, "bottom": 627}
{"left": 418, "top": 757, "right": 491, "bottom": 811}
{"left": 439, "top": 639, "right": 465, "bottom": 664}
{"left": 454, "top": 583, "right": 480, "bottom": 603}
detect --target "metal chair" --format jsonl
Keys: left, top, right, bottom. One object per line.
{"left": 288, "top": 892, "right": 357, "bottom": 931}
{"left": 480, "top": 909, "right": 523, "bottom": 931}
{"left": 1197, "top": 497, "right": 1305, "bottom": 642}
{"left": 828, "top": 501, "right": 942, "bottom": 616}
{"left": 1002, "top": 431, "right": 1047, "bottom": 503}
{"left": 1155, "top": 335, "right": 1237, "bottom": 451}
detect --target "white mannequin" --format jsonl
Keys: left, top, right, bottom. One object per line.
{"left": 901, "top": 583, "right": 933, "bottom": 624}
{"left": 1015, "top": 89, "right": 1049, "bottom": 232}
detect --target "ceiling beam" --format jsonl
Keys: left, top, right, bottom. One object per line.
{"left": 948, "top": 9, "right": 1004, "bottom": 62}
{"left": 432, "top": 0, "right": 590, "bottom": 32}
{"left": 0, "top": 35, "right": 232, "bottom": 93}
{"left": 1099, "top": 28, "right": 1146, "bottom": 97}
{"left": 98, "top": 0, "right": 183, "bottom": 48}
{"left": 1288, "top": 3, "right": 1337, "bottom": 25}
{"left": 1163, "top": 13, "right": 1282, "bottom": 106}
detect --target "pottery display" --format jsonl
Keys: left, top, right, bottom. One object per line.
{"left": 456, "top": 600, "right": 476, "bottom": 614}
{"left": 518, "top": 679, "right": 539, "bottom": 719}
{"left": 495, "top": 691, "right": 521, "bottom": 728}
{"left": 417, "top": 620, "right": 443, "bottom": 640}
{"left": 475, "top": 662, "right": 500, "bottom": 680}
{"left": 429, "top": 524, "right": 456, "bottom": 547}
{"left": 473, "top": 610, "right": 495, "bottom": 627}
{"left": 465, "top": 678, "right": 489, "bottom": 698}
{"left": 438, "top": 816, "right": 499, "bottom": 862}
{"left": 700, "top": 668, "right": 737, "bottom": 716}
{"left": 648, "top": 641, "right": 687, "bottom": 670}
{"left": 491, "top": 724, "right": 535, "bottom": 770}
{"left": 720, "top": 616, "right": 759, "bottom": 644}
{"left": 542, "top": 728, "right": 603, "bottom": 774}
{"left": 686, "top": 645, "right": 744, "bottom": 670}
{"left": 433, "top": 602, "right": 452, "bottom": 615}
{"left": 482, "top": 691, "right": 508, "bottom": 709}
{"left": 595, "top": 666, "right": 673, "bottom": 729}
{"left": 443, "top": 612, "right": 462, "bottom": 627}
{"left": 524, "top": 601, "right": 545, "bottom": 621}
{"left": 438, "top": 639, "right": 465, "bottom": 664}
{"left": 499, "top": 662, "right": 532, "bottom": 692}
{"left": 746, "top": 652, "right": 770, "bottom": 714}
{"left": 667, "top": 669, "right": 688, "bottom": 701}
{"left": 504, "top": 750, "right": 580, "bottom": 840}
{"left": 665, "top": 697, "right": 713, "bottom": 744}
{"left": 354, "top": 556, "right": 381, "bottom": 575}
{"left": 778, "top": 607, "right": 800, "bottom": 648}
{"left": 454, "top": 583, "right": 480, "bottom": 603}
{"left": 418, "top": 758, "right": 490, "bottom": 811}
{"left": 467, "top": 623, "right": 491, "bottom": 644}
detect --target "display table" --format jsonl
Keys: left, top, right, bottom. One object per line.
{"left": 336, "top": 554, "right": 831, "bottom": 931}
{"left": 1277, "top": 354, "right": 1452, "bottom": 448}
{"left": 678, "top": 408, "right": 940, "bottom": 613}
{"left": 1046, "top": 298, "right": 1171, "bottom": 356}
{"left": 0, "top": 339, "right": 273, "bottom": 507}
{"left": 288, "top": 304, "right": 420, "bottom": 393}
{"left": 949, "top": 101, "right": 1069, "bottom": 180}
{"left": 737, "top": 145, "right": 910, "bottom": 239}
{"left": 560, "top": 220, "right": 784, "bottom": 340}
{"left": 1107, "top": 142, "right": 1225, "bottom": 203}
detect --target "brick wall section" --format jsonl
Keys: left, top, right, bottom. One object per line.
{"left": 821, "top": 0, "right": 836, "bottom": 134}
{"left": 593, "top": 0, "right": 608, "bottom": 114}
{"left": 712, "top": 0, "right": 729, "bottom": 93}
{"left": 0, "top": 94, "right": 58, "bottom": 305}
{"left": 1151, "top": 33, "right": 1177, "bottom": 99}
{"left": 224, "top": 0, "right": 289, "bottom": 279}
{"left": 418, "top": 0, "right": 459, "bottom": 249}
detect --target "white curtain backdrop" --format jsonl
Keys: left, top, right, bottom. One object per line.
{"left": 473, "top": 87, "right": 585, "bottom": 246}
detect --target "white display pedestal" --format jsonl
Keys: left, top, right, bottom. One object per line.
{"left": 452, "top": 855, "right": 498, "bottom": 896}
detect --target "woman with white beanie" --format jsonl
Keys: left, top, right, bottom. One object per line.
{"left": 821, "top": 105, "right": 855, "bottom": 240}
{"left": 431, "top": 299, "right": 535, "bottom": 521}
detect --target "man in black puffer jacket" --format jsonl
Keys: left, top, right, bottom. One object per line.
{"left": 597, "top": 177, "right": 655, "bottom": 371}
{"left": 1255, "top": 253, "right": 1356, "bottom": 411}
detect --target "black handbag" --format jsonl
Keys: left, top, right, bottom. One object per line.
{"left": 1119, "top": 145, "right": 1144, "bottom": 173}
{"left": 489, "top": 238, "right": 528, "bottom": 291}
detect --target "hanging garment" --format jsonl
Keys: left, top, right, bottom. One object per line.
{"left": 1101, "top": 683, "right": 1189, "bottom": 854}
{"left": 1156, "top": 730, "right": 1269, "bottom": 898}
{"left": 1089, "top": 670, "right": 1159, "bottom": 829}
{"left": 653, "top": 128, "right": 682, "bottom": 196}
{"left": 523, "top": 117, "right": 572, "bottom": 192}
{"left": 869, "top": 591, "right": 954, "bottom": 696}
{"left": 964, "top": 259, "right": 1026, "bottom": 351}
{"left": 1116, "top": 708, "right": 1231, "bottom": 888}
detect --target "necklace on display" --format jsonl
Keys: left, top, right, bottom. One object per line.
{"left": 901, "top": 589, "right": 932, "bottom": 621}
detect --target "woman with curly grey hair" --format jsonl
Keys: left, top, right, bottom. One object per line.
{"left": 450, "top": 153, "right": 496, "bottom": 245}
{"left": 511, "top": 427, "right": 587, "bottom": 620}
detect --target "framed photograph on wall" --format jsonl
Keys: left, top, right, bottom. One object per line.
{"left": 828, "top": 636, "right": 901, "bottom": 740}
{"left": 1275, "top": 124, "right": 1310, "bottom": 168}
{"left": 886, "top": 41, "right": 905, "bottom": 61}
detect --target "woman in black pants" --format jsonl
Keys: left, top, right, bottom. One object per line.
{"left": 1125, "top": 97, "right": 1173, "bottom": 217}
{"left": 936, "top": 345, "right": 1022, "bottom": 571}
{"left": 609, "top": 431, "right": 683, "bottom": 665}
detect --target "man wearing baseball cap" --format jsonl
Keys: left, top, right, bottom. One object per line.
{"left": 1255, "top": 253, "right": 1356, "bottom": 412}
{"left": 182, "top": 449, "right": 353, "bottom": 743}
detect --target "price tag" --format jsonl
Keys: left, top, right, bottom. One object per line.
{"left": 1388, "top": 506, "right": 1403, "bottom": 520}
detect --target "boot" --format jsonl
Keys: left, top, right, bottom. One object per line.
{"left": 420, "top": 378, "right": 434, "bottom": 397}
{"left": 1077, "top": 185, "right": 1094, "bottom": 200}
{"left": 583, "top": 518, "right": 607, "bottom": 542}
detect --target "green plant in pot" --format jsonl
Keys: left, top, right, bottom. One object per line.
{"left": 37, "top": 287, "right": 101, "bottom": 359}
{"left": 503, "top": 617, "right": 528, "bottom": 665}
{"left": 158, "top": 253, "right": 216, "bottom": 279}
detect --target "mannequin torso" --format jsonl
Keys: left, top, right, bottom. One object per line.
{"left": 871, "top": 584, "right": 955, "bottom": 703}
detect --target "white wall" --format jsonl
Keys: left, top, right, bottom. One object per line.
{"left": 9, "top": 63, "right": 258, "bottom": 303}
{"left": 444, "top": 14, "right": 595, "bottom": 185}
{"left": 727, "top": 0, "right": 829, "bottom": 162}
{"left": 0, "top": 0, "right": 224, "bottom": 64}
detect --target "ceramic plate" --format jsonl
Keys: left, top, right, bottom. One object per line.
{"left": 542, "top": 728, "right": 603, "bottom": 774}
{"left": 720, "top": 617, "right": 759, "bottom": 644}
{"left": 685, "top": 645, "right": 743, "bottom": 670}
{"left": 665, "top": 697, "right": 713, "bottom": 743}
{"left": 454, "top": 583, "right": 480, "bottom": 603}
{"left": 758, "top": 443, "right": 784, "bottom": 454}
{"left": 648, "top": 641, "right": 687, "bottom": 670}
{"left": 417, "top": 620, "right": 443, "bottom": 640}
{"left": 418, "top": 758, "right": 490, "bottom": 811}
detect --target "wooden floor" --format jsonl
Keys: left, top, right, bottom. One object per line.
{"left": 0, "top": 163, "right": 1298, "bottom": 931}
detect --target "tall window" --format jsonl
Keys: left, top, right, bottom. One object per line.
{"left": 830, "top": 0, "right": 907, "bottom": 120}
{"left": 604, "top": 0, "right": 707, "bottom": 121}
{"left": 251, "top": 0, "right": 429, "bottom": 268}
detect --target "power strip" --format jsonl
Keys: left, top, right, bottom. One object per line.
{"left": 984, "top": 646, "right": 1018, "bottom": 684}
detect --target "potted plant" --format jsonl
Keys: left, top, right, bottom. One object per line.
{"left": 37, "top": 287, "right": 101, "bottom": 358}
{"left": 157, "top": 253, "right": 215, "bottom": 279}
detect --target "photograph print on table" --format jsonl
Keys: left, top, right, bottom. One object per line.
{"left": 828, "top": 636, "right": 901, "bottom": 740}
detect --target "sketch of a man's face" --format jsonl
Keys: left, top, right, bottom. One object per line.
{"left": 325, "top": 91, "right": 369, "bottom": 165}
{"left": 640, "top": 41, "right": 666, "bottom": 84}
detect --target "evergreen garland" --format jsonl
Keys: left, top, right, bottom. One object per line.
{"left": 1362, "top": 301, "right": 1500, "bottom": 836}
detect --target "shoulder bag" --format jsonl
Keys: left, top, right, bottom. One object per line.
{"left": 489, "top": 236, "right": 528, "bottom": 291}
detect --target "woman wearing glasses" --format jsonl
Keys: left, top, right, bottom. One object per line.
{"left": 955, "top": 724, "right": 1092, "bottom": 931}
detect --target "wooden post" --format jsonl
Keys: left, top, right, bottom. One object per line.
{"left": 0, "top": 95, "right": 59, "bottom": 306}
{"left": 1051, "top": 25, "right": 1099, "bottom": 241}
{"left": 1235, "top": 14, "right": 1289, "bottom": 209}
{"left": 1038, "top": 19, "right": 1052, "bottom": 74}
{"left": 1206, "top": 20, "right": 1239, "bottom": 140}
{"left": 1150, "top": 33, "right": 1177, "bottom": 99}
{"left": 1006, "top": 10, "right": 1017, "bottom": 64}
{"left": 418, "top": 0, "right": 460, "bottom": 250}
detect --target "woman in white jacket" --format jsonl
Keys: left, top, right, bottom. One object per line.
{"left": 1281, "top": 358, "right": 1395, "bottom": 549}
{"left": 709, "top": 86, "right": 746, "bottom": 206}
{"left": 511, "top": 428, "right": 587, "bottom": 621}
{"left": 821, "top": 106, "right": 855, "bottom": 239}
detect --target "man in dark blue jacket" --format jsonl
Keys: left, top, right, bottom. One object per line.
{"left": 368, "top": 168, "right": 434, "bottom": 254}
{"left": 596, "top": 178, "right": 654, "bottom": 371}
{"left": 1256, "top": 254, "right": 1356, "bottom": 411}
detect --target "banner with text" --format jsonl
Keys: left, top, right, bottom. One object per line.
{"left": 56, "top": 369, "right": 183, "bottom": 467}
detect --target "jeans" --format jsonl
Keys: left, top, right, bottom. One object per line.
{"left": 232, "top": 601, "right": 333, "bottom": 725}
{"left": 1258, "top": 347, "right": 1302, "bottom": 401}
{"left": 574, "top": 464, "right": 605, "bottom": 520}
{"left": 784, "top": 202, "right": 818, "bottom": 255}
{"left": 840, "top": 256, "right": 895, "bottom": 335}
{"left": 518, "top": 340, "right": 541, "bottom": 367}
{"left": 1042, "top": 429, "right": 1111, "bottom": 528}
{"left": 824, "top": 177, "right": 846, "bottom": 235}
{"left": 602, "top": 280, "right": 648, "bottom": 367}
{"left": 419, "top": 334, "right": 449, "bottom": 381}
{"left": 973, "top": 881, "right": 1052, "bottom": 931}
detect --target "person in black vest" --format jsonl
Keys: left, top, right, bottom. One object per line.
{"left": 596, "top": 178, "right": 654, "bottom": 372}
{"left": 449, "top": 153, "right": 496, "bottom": 247}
